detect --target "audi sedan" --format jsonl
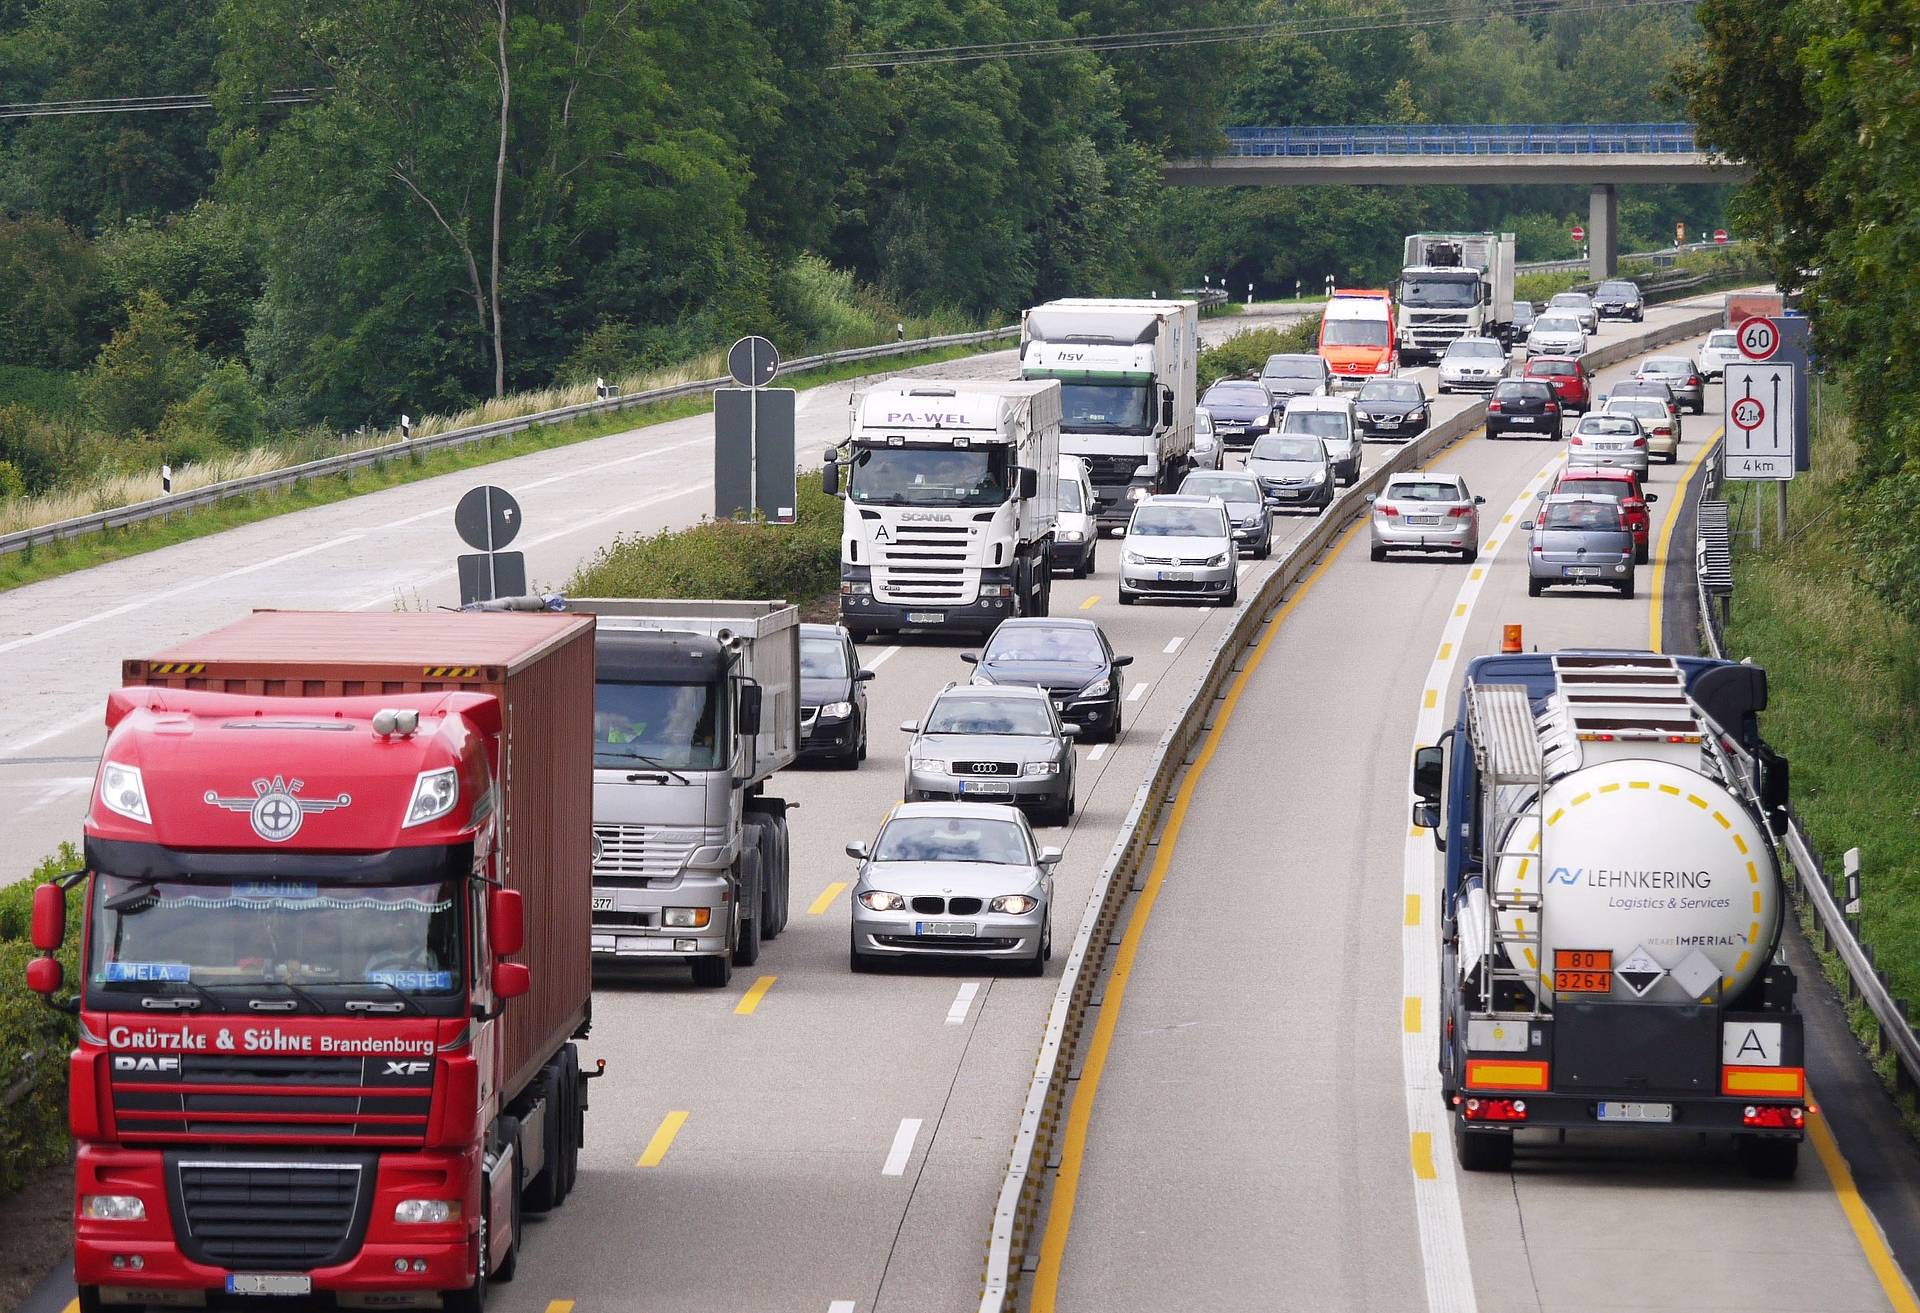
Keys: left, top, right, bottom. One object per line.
{"left": 964, "top": 617, "right": 1132, "bottom": 742}
{"left": 1355, "top": 377, "right": 1431, "bottom": 441}
{"left": 902, "top": 685, "right": 1076, "bottom": 823}
{"left": 1367, "top": 473, "right": 1485, "bottom": 562}
{"left": 847, "top": 803, "right": 1060, "bottom": 975}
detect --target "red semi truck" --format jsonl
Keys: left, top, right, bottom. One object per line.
{"left": 25, "top": 610, "right": 598, "bottom": 1312}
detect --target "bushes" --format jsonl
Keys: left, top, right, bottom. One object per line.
{"left": 0, "top": 218, "right": 111, "bottom": 372}
{"left": 80, "top": 291, "right": 208, "bottom": 437}
{"left": 0, "top": 846, "right": 82, "bottom": 1195}
{"left": 1198, "top": 316, "right": 1321, "bottom": 392}
{"left": 1854, "top": 467, "right": 1920, "bottom": 632}
{"left": 571, "top": 472, "right": 840, "bottom": 603}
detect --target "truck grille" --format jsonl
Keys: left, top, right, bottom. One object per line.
{"left": 594, "top": 823, "right": 698, "bottom": 885}
{"left": 1082, "top": 455, "right": 1144, "bottom": 487}
{"left": 872, "top": 522, "right": 975, "bottom": 605}
{"left": 112, "top": 1054, "right": 432, "bottom": 1145}
{"left": 169, "top": 1155, "right": 372, "bottom": 1272}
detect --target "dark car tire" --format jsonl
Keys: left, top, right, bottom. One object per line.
{"left": 850, "top": 930, "right": 877, "bottom": 974}
{"left": 1013, "top": 915, "right": 1049, "bottom": 977}
{"left": 1463, "top": 546, "right": 1479, "bottom": 563}
{"left": 1527, "top": 577, "right": 1543, "bottom": 598}
{"left": 1619, "top": 576, "right": 1636, "bottom": 599}
{"left": 1218, "top": 583, "right": 1238, "bottom": 608}
{"left": 1117, "top": 589, "right": 1135, "bottom": 606}
{"left": 1370, "top": 544, "right": 1387, "bottom": 563}
{"left": 1636, "top": 543, "right": 1650, "bottom": 565}
{"left": 1455, "top": 1122, "right": 1514, "bottom": 1172}
{"left": 1257, "top": 534, "right": 1271, "bottom": 560}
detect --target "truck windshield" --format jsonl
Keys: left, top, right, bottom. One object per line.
{"left": 595, "top": 681, "right": 723, "bottom": 770}
{"left": 846, "top": 445, "right": 1010, "bottom": 507}
{"left": 1056, "top": 382, "right": 1151, "bottom": 433}
{"left": 1322, "top": 319, "right": 1388, "bottom": 346}
{"left": 87, "top": 876, "right": 464, "bottom": 1008}
{"left": 1400, "top": 277, "right": 1478, "bottom": 308}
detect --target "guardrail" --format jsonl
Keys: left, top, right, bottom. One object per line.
{"left": 977, "top": 301, "right": 1726, "bottom": 1312}
{"left": 1222, "top": 122, "right": 1704, "bottom": 158}
{"left": 1693, "top": 442, "right": 1920, "bottom": 1101}
{"left": 0, "top": 324, "right": 1022, "bottom": 559}
{"left": 1516, "top": 240, "right": 1734, "bottom": 275}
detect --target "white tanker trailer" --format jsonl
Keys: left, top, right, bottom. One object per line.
{"left": 1414, "top": 651, "right": 1803, "bottom": 1176}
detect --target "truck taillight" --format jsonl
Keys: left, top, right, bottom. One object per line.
{"left": 1742, "top": 1105, "right": 1805, "bottom": 1130}
{"left": 1461, "top": 1097, "right": 1528, "bottom": 1122}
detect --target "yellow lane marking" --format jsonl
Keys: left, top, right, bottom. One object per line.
{"left": 1438, "top": 641, "right": 1453, "bottom": 660}
{"left": 1485, "top": 538, "right": 1500, "bottom": 551}
{"left": 734, "top": 974, "right": 777, "bottom": 1016}
{"left": 1079, "top": 595, "right": 1099, "bottom": 610}
{"left": 1030, "top": 519, "right": 1368, "bottom": 1312}
{"left": 1646, "top": 425, "right": 1722, "bottom": 645}
{"left": 1422, "top": 689, "right": 1438, "bottom": 709}
{"left": 636, "top": 1110, "right": 688, "bottom": 1167}
{"left": 61, "top": 1302, "right": 78, "bottom": 1313}
{"left": 545, "top": 1303, "right": 577, "bottom": 1313}
{"left": 1410, "top": 1131, "right": 1437, "bottom": 1180}
{"left": 1403, "top": 996, "right": 1422, "bottom": 1034}
{"left": 1454, "top": 603, "right": 1468, "bottom": 618}
{"left": 808, "top": 882, "right": 848, "bottom": 915}
{"left": 1501, "top": 514, "right": 1514, "bottom": 524}
{"left": 1404, "top": 894, "right": 1421, "bottom": 926}
{"left": 1809, "top": 1106, "right": 1920, "bottom": 1312}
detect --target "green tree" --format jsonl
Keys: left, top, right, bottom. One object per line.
{"left": 0, "top": 216, "right": 111, "bottom": 369}
{"left": 160, "top": 360, "right": 267, "bottom": 450}
{"left": 81, "top": 290, "right": 207, "bottom": 435}
{"left": 99, "top": 202, "right": 261, "bottom": 358}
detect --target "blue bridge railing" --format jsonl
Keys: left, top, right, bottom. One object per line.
{"left": 1220, "top": 123, "right": 1704, "bottom": 158}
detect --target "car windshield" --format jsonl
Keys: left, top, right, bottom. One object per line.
{"left": 1643, "top": 359, "right": 1690, "bottom": 375}
{"left": 87, "top": 876, "right": 464, "bottom": 1004}
{"left": 1203, "top": 383, "right": 1268, "bottom": 406}
{"left": 1058, "top": 382, "right": 1152, "bottom": 433}
{"left": 1707, "top": 331, "right": 1736, "bottom": 348}
{"left": 595, "top": 680, "right": 722, "bottom": 770}
{"left": 1323, "top": 319, "right": 1388, "bottom": 346}
{"left": 1543, "top": 502, "right": 1622, "bottom": 530}
{"left": 1360, "top": 381, "right": 1423, "bottom": 402}
{"left": 1447, "top": 340, "right": 1504, "bottom": 358}
{"left": 1400, "top": 276, "right": 1478, "bottom": 307}
{"left": 1609, "top": 400, "right": 1665, "bottom": 420}
{"left": 800, "top": 637, "right": 850, "bottom": 679}
{"left": 1597, "top": 282, "right": 1638, "bottom": 298}
{"left": 1058, "top": 477, "right": 1084, "bottom": 513}
{"left": 1513, "top": 304, "right": 1536, "bottom": 323}
{"left": 1550, "top": 294, "right": 1592, "bottom": 309}
{"left": 1249, "top": 435, "right": 1325, "bottom": 462}
{"left": 984, "top": 625, "right": 1104, "bottom": 664}
{"left": 1263, "top": 357, "right": 1321, "bottom": 380}
{"left": 925, "top": 695, "right": 1054, "bottom": 736}
{"left": 1130, "top": 505, "right": 1227, "bottom": 537}
{"left": 1534, "top": 317, "right": 1580, "bottom": 334}
{"left": 1580, "top": 417, "right": 1641, "bottom": 435}
{"left": 1282, "top": 411, "right": 1349, "bottom": 439}
{"left": 1529, "top": 360, "right": 1576, "bottom": 377}
{"left": 1181, "top": 475, "right": 1258, "bottom": 503}
{"left": 1559, "top": 478, "right": 1630, "bottom": 500}
{"left": 847, "top": 445, "right": 1010, "bottom": 508}
{"left": 1385, "top": 481, "right": 1463, "bottom": 502}
{"left": 873, "top": 816, "right": 1030, "bottom": 865}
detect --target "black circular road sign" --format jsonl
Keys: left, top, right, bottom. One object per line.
{"left": 727, "top": 335, "right": 781, "bottom": 388}
{"left": 454, "top": 484, "right": 523, "bottom": 552}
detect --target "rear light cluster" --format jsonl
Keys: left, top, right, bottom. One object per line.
{"left": 1488, "top": 401, "right": 1502, "bottom": 412}
{"left": 1460, "top": 1097, "right": 1528, "bottom": 1122}
{"left": 1742, "top": 1105, "right": 1805, "bottom": 1130}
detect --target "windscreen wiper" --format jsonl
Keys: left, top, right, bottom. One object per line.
{"left": 220, "top": 979, "right": 325, "bottom": 1014}
{"left": 598, "top": 749, "right": 690, "bottom": 784}
{"left": 305, "top": 978, "right": 424, "bottom": 1015}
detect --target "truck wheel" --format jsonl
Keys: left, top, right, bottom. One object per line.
{"left": 1452, "top": 1120, "right": 1513, "bottom": 1172}
{"left": 691, "top": 954, "right": 732, "bottom": 988}
{"left": 77, "top": 1290, "right": 104, "bottom": 1313}
{"left": 767, "top": 813, "right": 792, "bottom": 935}
{"left": 442, "top": 1213, "right": 488, "bottom": 1313}
{"left": 557, "top": 1044, "right": 582, "bottom": 1200}
{"left": 1738, "top": 1135, "right": 1800, "bottom": 1179}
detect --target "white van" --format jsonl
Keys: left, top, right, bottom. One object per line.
{"left": 1051, "top": 453, "right": 1100, "bottom": 576}
{"left": 1281, "top": 394, "right": 1362, "bottom": 486}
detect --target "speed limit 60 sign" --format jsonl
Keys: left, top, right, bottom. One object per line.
{"left": 1736, "top": 316, "right": 1781, "bottom": 361}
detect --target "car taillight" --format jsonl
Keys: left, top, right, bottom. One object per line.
{"left": 1379, "top": 504, "right": 1400, "bottom": 518}
{"left": 1448, "top": 506, "right": 1474, "bottom": 518}
{"left": 1545, "top": 402, "right": 1560, "bottom": 413}
{"left": 1488, "top": 400, "right": 1503, "bottom": 412}
{"left": 1688, "top": 375, "right": 1701, "bottom": 386}
{"left": 1569, "top": 436, "right": 1583, "bottom": 445}
{"left": 1633, "top": 437, "right": 1647, "bottom": 447}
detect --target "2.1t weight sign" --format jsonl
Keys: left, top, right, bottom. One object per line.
{"left": 1730, "top": 395, "right": 1766, "bottom": 431}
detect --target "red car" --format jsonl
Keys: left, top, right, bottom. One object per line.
{"left": 1523, "top": 355, "right": 1591, "bottom": 413}
{"left": 1547, "top": 467, "right": 1658, "bottom": 562}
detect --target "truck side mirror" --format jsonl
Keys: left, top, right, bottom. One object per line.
{"left": 1412, "top": 744, "right": 1445, "bottom": 806}
{"left": 491, "top": 961, "right": 531, "bottom": 1000}
{"left": 1017, "top": 466, "right": 1039, "bottom": 499}
{"left": 738, "top": 682, "right": 763, "bottom": 736}
{"left": 26, "top": 957, "right": 62, "bottom": 996}
{"left": 1756, "top": 743, "right": 1790, "bottom": 835}
{"left": 489, "top": 887, "right": 525, "bottom": 958}
{"left": 1159, "top": 385, "right": 1174, "bottom": 427}
{"left": 31, "top": 883, "right": 65, "bottom": 952}
{"left": 821, "top": 460, "right": 840, "bottom": 497}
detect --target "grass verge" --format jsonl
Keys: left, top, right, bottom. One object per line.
{"left": 0, "top": 340, "right": 998, "bottom": 594}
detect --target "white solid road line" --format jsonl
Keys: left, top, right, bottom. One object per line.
{"left": 1088, "top": 743, "right": 1109, "bottom": 761}
{"left": 828, "top": 1302, "right": 857, "bottom": 1313}
{"left": 946, "top": 982, "right": 981, "bottom": 1026}
{"left": 863, "top": 645, "right": 902, "bottom": 671}
{"left": 882, "top": 1117, "right": 922, "bottom": 1177}
{"left": 1163, "top": 636, "right": 1184, "bottom": 654}
{"left": 1126, "top": 682, "right": 1149, "bottom": 702}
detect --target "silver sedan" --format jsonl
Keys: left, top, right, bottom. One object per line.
{"left": 902, "top": 685, "right": 1077, "bottom": 824}
{"left": 1635, "top": 355, "right": 1707, "bottom": 414}
{"left": 847, "top": 803, "right": 1059, "bottom": 974}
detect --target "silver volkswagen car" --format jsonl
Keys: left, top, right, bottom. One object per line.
{"left": 1527, "top": 495, "right": 1636, "bottom": 598}
{"left": 902, "top": 685, "right": 1077, "bottom": 824}
{"left": 847, "top": 802, "right": 1059, "bottom": 974}
{"left": 1118, "top": 494, "right": 1237, "bottom": 607}
{"left": 1635, "top": 355, "right": 1706, "bottom": 414}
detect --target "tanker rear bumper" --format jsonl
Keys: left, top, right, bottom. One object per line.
{"left": 1452, "top": 1090, "right": 1806, "bottom": 1137}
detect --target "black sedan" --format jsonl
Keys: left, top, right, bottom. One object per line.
{"left": 1499, "top": 301, "right": 1537, "bottom": 350}
{"left": 1355, "top": 378, "right": 1431, "bottom": 441}
{"left": 1486, "top": 379, "right": 1563, "bottom": 440}
{"left": 1594, "top": 279, "right": 1645, "bottom": 322}
{"left": 962, "top": 617, "right": 1133, "bottom": 744}
{"left": 798, "top": 622, "right": 874, "bottom": 767}
{"left": 1198, "top": 379, "right": 1279, "bottom": 449}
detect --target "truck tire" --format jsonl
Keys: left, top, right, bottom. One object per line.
{"left": 1738, "top": 1135, "right": 1800, "bottom": 1179}
{"left": 1452, "top": 1119, "right": 1513, "bottom": 1172}
{"left": 733, "top": 892, "right": 762, "bottom": 967}
{"left": 745, "top": 804, "right": 791, "bottom": 938}
{"left": 77, "top": 1290, "right": 104, "bottom": 1313}
{"left": 556, "top": 1044, "right": 582, "bottom": 1201}
{"left": 691, "top": 953, "right": 732, "bottom": 988}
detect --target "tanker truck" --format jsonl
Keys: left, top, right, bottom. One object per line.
{"left": 1412, "top": 650, "right": 1802, "bottom": 1176}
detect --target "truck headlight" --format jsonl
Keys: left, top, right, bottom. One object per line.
{"left": 662, "top": 907, "right": 710, "bottom": 928}
{"left": 989, "top": 895, "right": 1039, "bottom": 914}
{"left": 979, "top": 583, "right": 1011, "bottom": 598}
{"left": 911, "top": 758, "right": 946, "bottom": 773}
{"left": 394, "top": 1199, "right": 461, "bottom": 1225}
{"left": 840, "top": 581, "right": 872, "bottom": 596}
{"left": 82, "top": 1195, "right": 145, "bottom": 1222}
{"left": 1021, "top": 761, "right": 1059, "bottom": 777}
{"left": 403, "top": 767, "right": 460, "bottom": 828}
{"left": 99, "top": 762, "right": 150, "bottom": 824}
{"left": 819, "top": 701, "right": 854, "bottom": 720}
{"left": 1126, "top": 487, "right": 1147, "bottom": 502}
{"left": 1058, "top": 529, "right": 1085, "bottom": 543}
{"left": 859, "top": 891, "right": 905, "bottom": 911}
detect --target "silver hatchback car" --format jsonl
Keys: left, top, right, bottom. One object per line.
{"left": 1635, "top": 355, "right": 1706, "bottom": 414}
{"left": 902, "top": 685, "right": 1077, "bottom": 824}
{"left": 1566, "top": 412, "right": 1651, "bottom": 475}
{"left": 847, "top": 802, "right": 1060, "bottom": 974}
{"left": 1527, "top": 495, "right": 1636, "bottom": 598}
{"left": 1367, "top": 474, "right": 1485, "bottom": 562}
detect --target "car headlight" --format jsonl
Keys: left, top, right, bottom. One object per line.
{"left": 859, "top": 890, "right": 905, "bottom": 911}
{"left": 1126, "top": 487, "right": 1147, "bottom": 502}
{"left": 990, "top": 895, "right": 1040, "bottom": 915}
{"left": 819, "top": 701, "right": 854, "bottom": 720}
{"left": 403, "top": 767, "right": 460, "bottom": 828}
{"left": 1022, "top": 761, "right": 1060, "bottom": 777}
{"left": 1308, "top": 468, "right": 1326, "bottom": 484}
{"left": 1123, "top": 551, "right": 1148, "bottom": 567}
{"left": 1058, "top": 529, "right": 1085, "bottom": 543}
{"left": 394, "top": 1199, "right": 461, "bottom": 1225}
{"left": 1080, "top": 676, "right": 1111, "bottom": 698}
{"left": 911, "top": 757, "right": 946, "bottom": 773}
{"left": 98, "top": 762, "right": 150, "bottom": 825}
{"left": 1204, "top": 553, "right": 1227, "bottom": 567}
{"left": 82, "top": 1195, "right": 145, "bottom": 1222}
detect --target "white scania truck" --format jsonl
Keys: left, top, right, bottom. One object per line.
{"left": 1414, "top": 651, "right": 1804, "bottom": 1176}
{"left": 1020, "top": 298, "right": 1197, "bottom": 532}
{"left": 826, "top": 380, "right": 1060, "bottom": 640}
{"left": 1397, "top": 232, "right": 1516, "bottom": 363}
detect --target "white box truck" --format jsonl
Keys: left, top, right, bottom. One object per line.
{"left": 1020, "top": 298, "right": 1197, "bottom": 531}
{"left": 1414, "top": 651, "right": 1804, "bottom": 1177}
{"left": 825, "top": 380, "right": 1061, "bottom": 640}
{"left": 1397, "top": 232, "right": 1516, "bottom": 363}
{"left": 567, "top": 598, "right": 799, "bottom": 987}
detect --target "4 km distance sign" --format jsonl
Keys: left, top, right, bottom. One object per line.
{"left": 1723, "top": 363, "right": 1796, "bottom": 481}
{"left": 1736, "top": 316, "right": 1782, "bottom": 361}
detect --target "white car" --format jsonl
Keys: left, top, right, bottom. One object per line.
{"left": 1526, "top": 314, "right": 1587, "bottom": 357}
{"left": 1118, "top": 494, "right": 1238, "bottom": 607}
{"left": 1050, "top": 454, "right": 1099, "bottom": 577}
{"left": 1437, "top": 337, "right": 1512, "bottom": 393}
{"left": 1698, "top": 329, "right": 1741, "bottom": 381}
{"left": 1191, "top": 408, "right": 1225, "bottom": 471}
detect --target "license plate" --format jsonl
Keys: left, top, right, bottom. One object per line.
{"left": 917, "top": 921, "right": 978, "bottom": 937}
{"left": 907, "top": 612, "right": 945, "bottom": 624}
{"left": 1157, "top": 571, "right": 1193, "bottom": 581}
{"left": 1376, "top": 417, "right": 1400, "bottom": 426}
{"left": 1405, "top": 516, "right": 1439, "bottom": 527}
{"left": 592, "top": 895, "right": 615, "bottom": 911}
{"left": 227, "top": 1275, "right": 313, "bottom": 1297}
{"left": 1564, "top": 566, "right": 1602, "bottom": 577}
{"left": 1597, "top": 1101, "right": 1673, "bottom": 1123}
{"left": 959, "top": 780, "right": 1010, "bottom": 795}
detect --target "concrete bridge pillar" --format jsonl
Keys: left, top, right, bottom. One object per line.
{"left": 1589, "top": 184, "right": 1618, "bottom": 281}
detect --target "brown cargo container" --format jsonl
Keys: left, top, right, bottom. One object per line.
{"left": 126, "top": 609, "right": 596, "bottom": 1104}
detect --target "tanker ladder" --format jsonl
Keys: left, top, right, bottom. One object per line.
{"left": 1466, "top": 681, "right": 1548, "bottom": 1018}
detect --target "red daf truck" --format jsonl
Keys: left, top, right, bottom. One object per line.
{"left": 25, "top": 610, "right": 597, "bottom": 1312}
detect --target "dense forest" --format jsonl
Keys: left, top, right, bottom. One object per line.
{"left": 0, "top": 0, "right": 1722, "bottom": 495}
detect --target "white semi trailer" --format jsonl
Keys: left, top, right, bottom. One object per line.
{"left": 826, "top": 380, "right": 1061, "bottom": 640}
{"left": 1415, "top": 651, "right": 1804, "bottom": 1176}
{"left": 1020, "top": 298, "right": 1197, "bottom": 531}
{"left": 1397, "top": 232, "right": 1516, "bottom": 362}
